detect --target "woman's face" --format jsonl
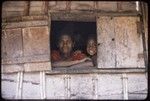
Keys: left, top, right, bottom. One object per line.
{"left": 59, "top": 35, "right": 73, "bottom": 55}
{"left": 87, "top": 39, "right": 97, "bottom": 56}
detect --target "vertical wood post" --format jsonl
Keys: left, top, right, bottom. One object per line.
{"left": 122, "top": 73, "right": 128, "bottom": 100}
{"left": 15, "top": 71, "right": 23, "bottom": 99}
{"left": 92, "top": 74, "right": 98, "bottom": 99}
{"left": 139, "top": 2, "right": 148, "bottom": 71}
{"left": 64, "top": 75, "right": 70, "bottom": 99}
{"left": 43, "top": 71, "right": 46, "bottom": 99}
{"left": 40, "top": 71, "right": 46, "bottom": 99}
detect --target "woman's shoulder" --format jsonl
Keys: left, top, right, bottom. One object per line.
{"left": 51, "top": 50, "right": 61, "bottom": 61}
{"left": 71, "top": 50, "right": 86, "bottom": 60}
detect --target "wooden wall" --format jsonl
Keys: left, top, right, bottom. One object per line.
{"left": 2, "top": 19, "right": 51, "bottom": 72}
{"left": 2, "top": 73, "right": 147, "bottom": 99}
{"left": 2, "top": 1, "right": 137, "bottom": 18}
{"left": 1, "top": 1, "right": 148, "bottom": 100}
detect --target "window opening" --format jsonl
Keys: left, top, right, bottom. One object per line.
{"left": 50, "top": 21, "right": 97, "bottom": 69}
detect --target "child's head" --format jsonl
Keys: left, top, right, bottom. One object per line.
{"left": 86, "top": 36, "right": 97, "bottom": 56}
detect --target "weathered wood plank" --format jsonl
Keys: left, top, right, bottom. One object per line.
{"left": 127, "top": 73, "right": 147, "bottom": 94}
{"left": 98, "top": 94, "right": 123, "bottom": 99}
{"left": 70, "top": 74, "right": 94, "bottom": 99}
{"left": 2, "top": 11, "right": 25, "bottom": 18}
{"left": 2, "top": 55, "right": 50, "bottom": 65}
{"left": 3, "top": 6, "right": 25, "bottom": 12}
{"left": 2, "top": 64, "right": 24, "bottom": 73}
{"left": 2, "top": 61, "right": 51, "bottom": 72}
{"left": 4, "top": 20, "right": 48, "bottom": 28}
{"left": 46, "top": 68, "right": 146, "bottom": 75}
{"left": 2, "top": 1, "right": 26, "bottom": 7}
{"left": 30, "top": 1, "right": 45, "bottom": 7}
{"left": 2, "top": 15, "right": 48, "bottom": 23}
{"left": 71, "top": 1, "right": 95, "bottom": 10}
{"left": 128, "top": 93, "right": 147, "bottom": 100}
{"left": 24, "top": 62, "right": 51, "bottom": 72}
{"left": 46, "top": 75, "right": 66, "bottom": 99}
{"left": 121, "top": 2, "right": 136, "bottom": 11}
{"left": 97, "top": 74, "right": 123, "bottom": 98}
{"left": 22, "top": 26, "right": 50, "bottom": 57}
{"left": 114, "top": 17, "right": 144, "bottom": 67}
{"left": 51, "top": 12, "right": 96, "bottom": 22}
{"left": 97, "top": 16, "right": 116, "bottom": 68}
{"left": 1, "top": 28, "right": 23, "bottom": 59}
{"left": 1, "top": 73, "right": 18, "bottom": 99}
{"left": 22, "top": 15, "right": 48, "bottom": 21}
{"left": 48, "top": 1, "right": 67, "bottom": 11}
{"left": 29, "top": 1, "right": 45, "bottom": 15}
{"left": 97, "top": 1, "right": 117, "bottom": 11}
{"left": 22, "top": 72, "right": 41, "bottom": 99}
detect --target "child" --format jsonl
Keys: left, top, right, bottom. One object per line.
{"left": 86, "top": 36, "right": 97, "bottom": 66}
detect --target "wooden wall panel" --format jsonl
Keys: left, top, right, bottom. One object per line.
{"left": 2, "top": 1, "right": 27, "bottom": 18}
{"left": 127, "top": 74, "right": 147, "bottom": 94}
{"left": 22, "top": 73, "right": 41, "bottom": 99}
{"left": 29, "top": 1, "right": 45, "bottom": 15}
{"left": 46, "top": 75, "right": 66, "bottom": 99}
{"left": 97, "top": 2, "right": 117, "bottom": 11}
{"left": 70, "top": 74, "right": 94, "bottom": 99}
{"left": 97, "top": 16, "right": 144, "bottom": 68}
{"left": 23, "top": 26, "right": 50, "bottom": 60}
{"left": 128, "top": 93, "right": 147, "bottom": 100}
{"left": 1, "top": 73, "right": 18, "bottom": 99}
{"left": 114, "top": 17, "right": 144, "bottom": 67}
{"left": 97, "top": 74, "right": 123, "bottom": 99}
{"left": 2, "top": 64, "right": 24, "bottom": 73}
{"left": 2, "top": 1, "right": 137, "bottom": 18}
{"left": 71, "top": 1, "right": 95, "bottom": 10}
{"left": 48, "top": 1, "right": 66, "bottom": 11}
{"left": 97, "top": 16, "right": 116, "bottom": 68}
{"left": 24, "top": 62, "right": 51, "bottom": 72}
{"left": 51, "top": 12, "right": 96, "bottom": 22}
{"left": 2, "top": 28, "right": 23, "bottom": 59}
{"left": 121, "top": 2, "right": 136, "bottom": 11}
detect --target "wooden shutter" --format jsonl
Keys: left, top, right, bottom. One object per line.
{"left": 22, "top": 26, "right": 51, "bottom": 72}
{"left": 114, "top": 17, "right": 144, "bottom": 68}
{"left": 97, "top": 16, "right": 145, "bottom": 68}
{"left": 2, "top": 28, "right": 24, "bottom": 72}
{"left": 97, "top": 16, "right": 116, "bottom": 68}
{"left": 2, "top": 19, "right": 51, "bottom": 72}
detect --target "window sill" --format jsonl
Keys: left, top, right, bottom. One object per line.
{"left": 45, "top": 67, "right": 146, "bottom": 75}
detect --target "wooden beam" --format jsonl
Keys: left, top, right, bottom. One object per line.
{"left": 45, "top": 68, "right": 146, "bottom": 75}
{"left": 139, "top": 2, "right": 148, "bottom": 71}
{"left": 24, "top": 1, "right": 30, "bottom": 16}
{"left": 2, "top": 20, "right": 48, "bottom": 29}
{"left": 44, "top": 1, "right": 48, "bottom": 15}
{"left": 117, "top": 2, "right": 122, "bottom": 11}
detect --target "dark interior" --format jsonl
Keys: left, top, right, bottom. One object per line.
{"left": 50, "top": 21, "right": 97, "bottom": 56}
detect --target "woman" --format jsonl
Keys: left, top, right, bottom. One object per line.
{"left": 51, "top": 34, "right": 91, "bottom": 67}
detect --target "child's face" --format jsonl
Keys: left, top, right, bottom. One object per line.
{"left": 87, "top": 39, "right": 97, "bottom": 56}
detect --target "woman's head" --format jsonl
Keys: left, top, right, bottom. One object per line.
{"left": 58, "top": 34, "right": 74, "bottom": 56}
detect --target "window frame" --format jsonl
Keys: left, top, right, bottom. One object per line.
{"left": 47, "top": 11, "right": 146, "bottom": 74}
{"left": 48, "top": 12, "right": 98, "bottom": 71}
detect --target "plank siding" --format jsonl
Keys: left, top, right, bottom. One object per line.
{"left": 114, "top": 17, "right": 144, "bottom": 67}
{"left": 97, "top": 16, "right": 116, "bottom": 68}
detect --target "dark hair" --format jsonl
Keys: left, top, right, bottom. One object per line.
{"left": 87, "top": 34, "right": 96, "bottom": 43}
